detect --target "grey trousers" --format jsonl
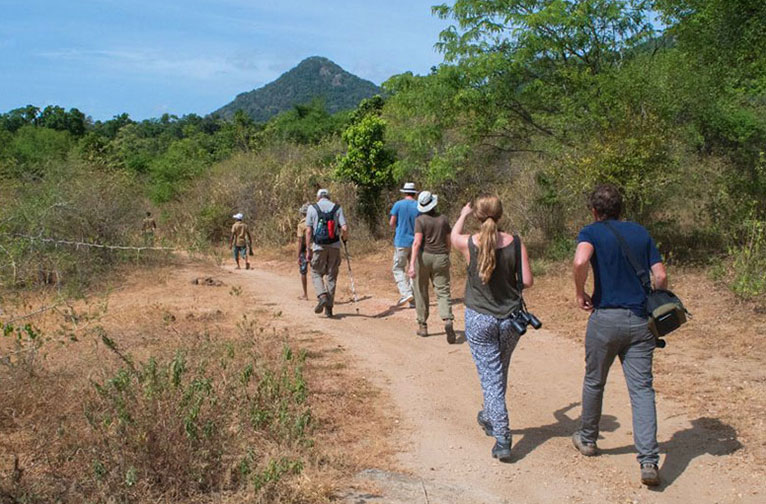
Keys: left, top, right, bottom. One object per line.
{"left": 580, "top": 308, "right": 659, "bottom": 465}
{"left": 310, "top": 247, "right": 341, "bottom": 307}
{"left": 392, "top": 247, "right": 413, "bottom": 298}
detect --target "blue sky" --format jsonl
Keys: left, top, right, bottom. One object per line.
{"left": 0, "top": 1, "right": 450, "bottom": 121}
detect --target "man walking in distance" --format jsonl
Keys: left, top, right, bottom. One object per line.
{"left": 297, "top": 204, "right": 310, "bottom": 300}
{"left": 305, "top": 189, "right": 348, "bottom": 318}
{"left": 389, "top": 182, "right": 419, "bottom": 306}
{"left": 572, "top": 184, "right": 667, "bottom": 487}
{"left": 407, "top": 191, "right": 456, "bottom": 342}
{"left": 142, "top": 211, "right": 156, "bottom": 247}
{"left": 229, "top": 212, "right": 252, "bottom": 270}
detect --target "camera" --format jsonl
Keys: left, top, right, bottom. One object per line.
{"left": 510, "top": 310, "right": 543, "bottom": 336}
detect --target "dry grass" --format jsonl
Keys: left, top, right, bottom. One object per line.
{"left": 0, "top": 259, "right": 394, "bottom": 503}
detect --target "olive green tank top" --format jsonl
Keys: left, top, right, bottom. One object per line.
{"left": 464, "top": 236, "right": 521, "bottom": 319}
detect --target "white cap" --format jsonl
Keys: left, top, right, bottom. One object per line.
{"left": 317, "top": 188, "right": 329, "bottom": 199}
{"left": 232, "top": 213, "right": 243, "bottom": 220}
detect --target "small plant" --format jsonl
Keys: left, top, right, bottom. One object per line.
{"left": 229, "top": 285, "right": 242, "bottom": 297}
{"left": 0, "top": 323, "right": 44, "bottom": 372}
{"left": 730, "top": 219, "right": 766, "bottom": 298}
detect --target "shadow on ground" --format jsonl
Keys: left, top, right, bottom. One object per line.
{"left": 509, "top": 402, "right": 619, "bottom": 462}
{"left": 600, "top": 416, "right": 743, "bottom": 490}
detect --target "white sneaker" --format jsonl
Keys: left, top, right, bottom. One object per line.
{"left": 397, "top": 294, "right": 414, "bottom": 306}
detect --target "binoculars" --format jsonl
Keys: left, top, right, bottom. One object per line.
{"left": 510, "top": 310, "right": 542, "bottom": 336}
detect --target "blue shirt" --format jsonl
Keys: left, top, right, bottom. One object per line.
{"left": 577, "top": 220, "right": 662, "bottom": 316}
{"left": 390, "top": 199, "right": 419, "bottom": 248}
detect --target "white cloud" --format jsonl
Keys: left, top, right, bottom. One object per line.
{"left": 36, "top": 48, "right": 281, "bottom": 83}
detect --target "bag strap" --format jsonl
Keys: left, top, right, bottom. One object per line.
{"left": 602, "top": 221, "right": 652, "bottom": 294}
{"left": 513, "top": 234, "right": 523, "bottom": 296}
{"left": 312, "top": 203, "right": 339, "bottom": 220}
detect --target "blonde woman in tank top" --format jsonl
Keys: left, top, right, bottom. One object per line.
{"left": 451, "top": 196, "right": 533, "bottom": 462}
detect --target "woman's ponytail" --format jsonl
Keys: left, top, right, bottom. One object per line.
{"left": 474, "top": 195, "right": 503, "bottom": 284}
{"left": 477, "top": 217, "right": 498, "bottom": 284}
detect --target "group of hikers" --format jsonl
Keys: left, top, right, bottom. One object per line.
{"left": 230, "top": 182, "right": 668, "bottom": 487}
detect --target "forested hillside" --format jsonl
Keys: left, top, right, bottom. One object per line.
{"left": 213, "top": 56, "right": 380, "bottom": 121}
{"left": 1, "top": 0, "right": 764, "bottom": 300}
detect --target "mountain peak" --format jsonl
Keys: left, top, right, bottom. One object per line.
{"left": 214, "top": 57, "right": 379, "bottom": 121}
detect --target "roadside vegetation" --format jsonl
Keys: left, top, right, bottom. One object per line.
{"left": 1, "top": 0, "right": 763, "bottom": 300}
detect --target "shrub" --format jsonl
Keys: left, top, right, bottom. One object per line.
{"left": 729, "top": 218, "right": 766, "bottom": 299}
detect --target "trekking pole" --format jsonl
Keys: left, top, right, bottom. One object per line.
{"left": 342, "top": 239, "right": 359, "bottom": 313}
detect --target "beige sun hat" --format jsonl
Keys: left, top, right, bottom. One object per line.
{"left": 417, "top": 191, "right": 438, "bottom": 213}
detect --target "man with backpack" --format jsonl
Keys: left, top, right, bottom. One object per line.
{"left": 305, "top": 189, "right": 348, "bottom": 318}
{"left": 571, "top": 184, "right": 668, "bottom": 487}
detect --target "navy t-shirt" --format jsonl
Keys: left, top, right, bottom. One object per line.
{"left": 577, "top": 220, "right": 662, "bottom": 316}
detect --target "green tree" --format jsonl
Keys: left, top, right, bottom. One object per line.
{"left": 431, "top": 0, "right": 656, "bottom": 145}
{"left": 335, "top": 97, "right": 396, "bottom": 232}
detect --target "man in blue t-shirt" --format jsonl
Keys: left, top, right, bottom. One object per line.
{"left": 571, "top": 184, "right": 668, "bottom": 487}
{"left": 389, "top": 182, "right": 419, "bottom": 306}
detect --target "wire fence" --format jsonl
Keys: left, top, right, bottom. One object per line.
{"left": 9, "top": 234, "right": 178, "bottom": 252}
{"left": 0, "top": 234, "right": 180, "bottom": 327}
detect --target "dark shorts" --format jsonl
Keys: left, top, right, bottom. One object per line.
{"left": 233, "top": 245, "right": 248, "bottom": 260}
{"left": 299, "top": 251, "right": 308, "bottom": 275}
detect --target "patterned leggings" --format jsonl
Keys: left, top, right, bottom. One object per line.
{"left": 465, "top": 307, "right": 522, "bottom": 442}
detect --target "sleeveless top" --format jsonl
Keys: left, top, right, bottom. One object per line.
{"left": 464, "top": 236, "right": 521, "bottom": 319}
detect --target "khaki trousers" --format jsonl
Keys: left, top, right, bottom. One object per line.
{"left": 392, "top": 247, "right": 413, "bottom": 298}
{"left": 310, "top": 247, "right": 341, "bottom": 307}
{"left": 414, "top": 251, "right": 453, "bottom": 325}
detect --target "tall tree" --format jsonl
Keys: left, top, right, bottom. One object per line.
{"left": 335, "top": 96, "right": 396, "bottom": 233}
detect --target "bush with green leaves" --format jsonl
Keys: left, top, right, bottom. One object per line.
{"left": 335, "top": 96, "right": 396, "bottom": 232}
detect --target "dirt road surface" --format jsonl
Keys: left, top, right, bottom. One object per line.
{"left": 88, "top": 252, "right": 761, "bottom": 504}
{"left": 190, "top": 254, "right": 761, "bottom": 504}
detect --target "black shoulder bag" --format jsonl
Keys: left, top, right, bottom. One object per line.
{"left": 603, "top": 222, "right": 689, "bottom": 347}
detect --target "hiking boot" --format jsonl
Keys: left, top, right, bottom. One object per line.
{"left": 445, "top": 320, "right": 457, "bottom": 344}
{"left": 572, "top": 431, "right": 598, "bottom": 456}
{"left": 491, "top": 437, "right": 512, "bottom": 462}
{"left": 314, "top": 295, "right": 328, "bottom": 314}
{"left": 409, "top": 300, "right": 416, "bottom": 309}
{"left": 397, "top": 293, "right": 414, "bottom": 306}
{"left": 417, "top": 323, "right": 428, "bottom": 337}
{"left": 477, "top": 411, "right": 492, "bottom": 437}
{"left": 325, "top": 306, "right": 334, "bottom": 318}
{"left": 640, "top": 463, "right": 660, "bottom": 487}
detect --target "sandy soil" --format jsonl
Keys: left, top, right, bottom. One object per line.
{"left": 233, "top": 247, "right": 765, "bottom": 504}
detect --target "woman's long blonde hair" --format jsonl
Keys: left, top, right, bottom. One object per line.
{"left": 474, "top": 196, "right": 503, "bottom": 284}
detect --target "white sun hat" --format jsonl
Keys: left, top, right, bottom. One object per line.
{"left": 417, "top": 191, "right": 438, "bottom": 213}
{"left": 399, "top": 182, "right": 417, "bottom": 194}
{"left": 232, "top": 213, "right": 243, "bottom": 220}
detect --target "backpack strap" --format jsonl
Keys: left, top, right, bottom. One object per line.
{"left": 313, "top": 203, "right": 339, "bottom": 220}
{"left": 513, "top": 234, "right": 523, "bottom": 296}
{"left": 602, "top": 221, "right": 652, "bottom": 294}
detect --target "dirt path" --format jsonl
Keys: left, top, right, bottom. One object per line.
{"left": 202, "top": 258, "right": 761, "bottom": 503}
